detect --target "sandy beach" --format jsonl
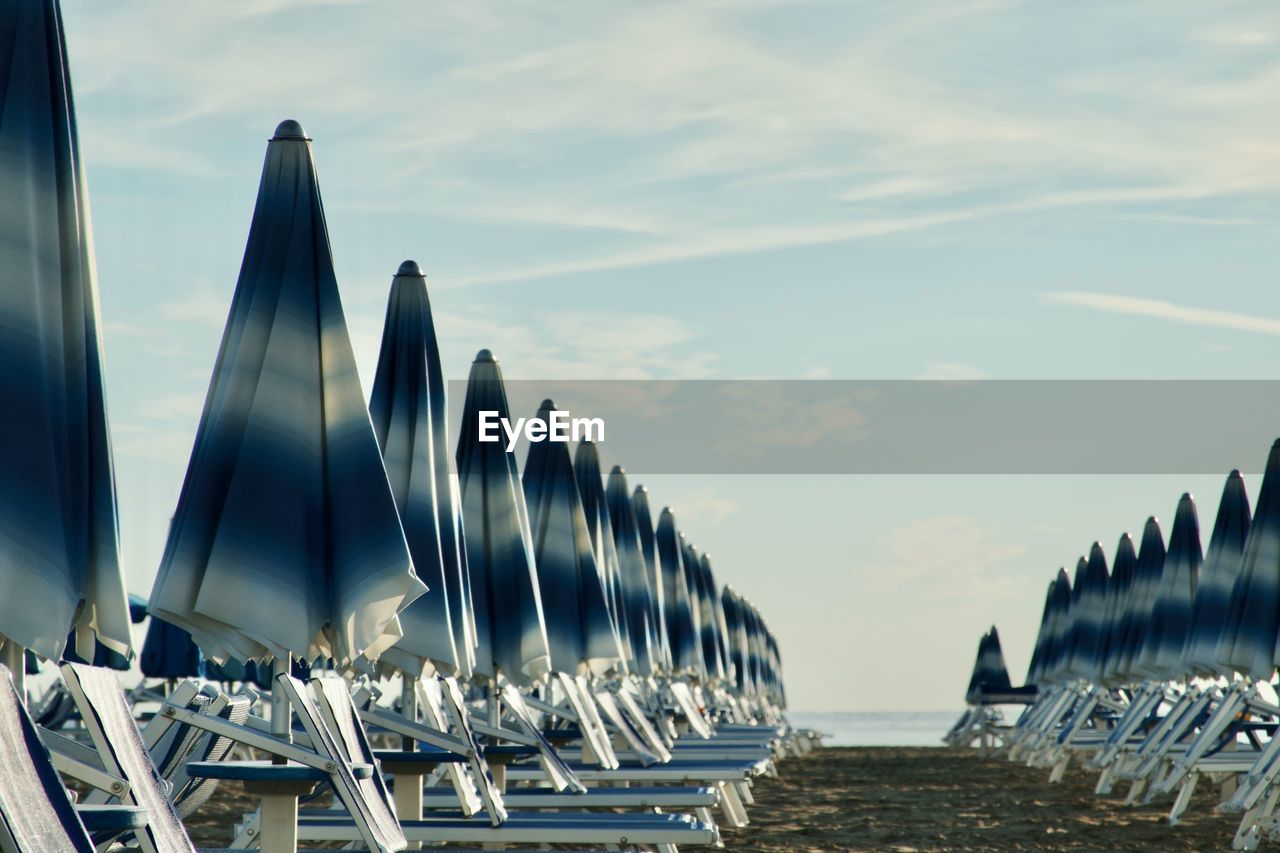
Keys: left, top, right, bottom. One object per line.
{"left": 183, "top": 745, "right": 1242, "bottom": 850}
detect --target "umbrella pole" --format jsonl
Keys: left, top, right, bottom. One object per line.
{"left": 2, "top": 642, "right": 24, "bottom": 703}
{"left": 395, "top": 674, "right": 424, "bottom": 845}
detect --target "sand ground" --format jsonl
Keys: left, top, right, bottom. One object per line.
{"left": 185, "top": 746, "right": 1246, "bottom": 850}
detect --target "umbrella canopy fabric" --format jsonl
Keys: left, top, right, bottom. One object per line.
{"left": 965, "top": 627, "right": 1013, "bottom": 703}
{"left": 521, "top": 400, "right": 622, "bottom": 676}
{"left": 148, "top": 121, "right": 424, "bottom": 667}
{"left": 1099, "top": 534, "right": 1137, "bottom": 683}
{"left": 697, "top": 554, "right": 733, "bottom": 683}
{"left": 455, "top": 350, "right": 551, "bottom": 685}
{"left": 606, "top": 467, "right": 659, "bottom": 677}
{"left": 721, "top": 587, "right": 751, "bottom": 694}
{"left": 140, "top": 618, "right": 205, "bottom": 680}
{"left": 367, "top": 261, "right": 471, "bottom": 677}
{"left": 1184, "top": 470, "right": 1251, "bottom": 674}
{"left": 1068, "top": 547, "right": 1109, "bottom": 680}
{"left": 1138, "top": 493, "right": 1201, "bottom": 679}
{"left": 573, "top": 442, "right": 632, "bottom": 670}
{"left": 1218, "top": 439, "right": 1280, "bottom": 680}
{"left": 682, "top": 537, "right": 722, "bottom": 682}
{"left": 1114, "top": 517, "right": 1165, "bottom": 679}
{"left": 656, "top": 509, "right": 702, "bottom": 676}
{"left": 0, "top": 0, "right": 132, "bottom": 663}
{"left": 632, "top": 486, "right": 671, "bottom": 673}
{"left": 1042, "top": 568, "right": 1073, "bottom": 683}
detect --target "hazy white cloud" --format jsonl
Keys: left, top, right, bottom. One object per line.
{"left": 1042, "top": 291, "right": 1280, "bottom": 337}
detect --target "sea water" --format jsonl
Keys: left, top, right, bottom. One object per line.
{"left": 787, "top": 710, "right": 966, "bottom": 746}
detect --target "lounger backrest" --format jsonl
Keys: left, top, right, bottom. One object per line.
{"left": 427, "top": 677, "right": 508, "bottom": 826}
{"left": 559, "top": 674, "right": 619, "bottom": 768}
{"left": 668, "top": 682, "right": 713, "bottom": 738}
{"left": 0, "top": 665, "right": 95, "bottom": 852}
{"left": 614, "top": 688, "right": 674, "bottom": 758}
{"left": 592, "top": 689, "right": 661, "bottom": 765}
{"left": 404, "top": 679, "right": 485, "bottom": 817}
{"left": 498, "top": 683, "right": 585, "bottom": 792}
{"left": 59, "top": 663, "right": 195, "bottom": 853}
{"left": 309, "top": 678, "right": 401, "bottom": 813}
{"left": 275, "top": 675, "right": 406, "bottom": 853}
{"left": 172, "top": 692, "right": 252, "bottom": 818}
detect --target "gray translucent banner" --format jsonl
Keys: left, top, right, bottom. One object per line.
{"left": 445, "top": 380, "right": 1280, "bottom": 474}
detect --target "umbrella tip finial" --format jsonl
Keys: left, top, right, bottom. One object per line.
{"left": 1181, "top": 491, "right": 1193, "bottom": 501}
{"left": 475, "top": 348, "right": 496, "bottom": 363}
{"left": 1230, "top": 468, "right": 1243, "bottom": 478}
{"left": 397, "top": 259, "right": 424, "bottom": 277}
{"left": 272, "top": 119, "right": 309, "bottom": 140}
{"left": 611, "top": 464, "right": 624, "bottom": 474}
{"left": 540, "top": 398, "right": 555, "bottom": 410}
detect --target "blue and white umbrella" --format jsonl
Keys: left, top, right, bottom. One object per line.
{"left": 367, "top": 260, "right": 472, "bottom": 677}
{"left": 0, "top": 0, "right": 132, "bottom": 672}
{"left": 721, "top": 587, "right": 750, "bottom": 694}
{"left": 1218, "top": 440, "right": 1280, "bottom": 680}
{"left": 1114, "top": 517, "right": 1165, "bottom": 680}
{"left": 655, "top": 509, "right": 702, "bottom": 676}
{"left": 1139, "top": 493, "right": 1201, "bottom": 679}
{"left": 455, "top": 350, "right": 551, "bottom": 685}
{"left": 1067, "top": 547, "right": 1109, "bottom": 681}
{"left": 148, "top": 121, "right": 425, "bottom": 667}
{"left": 606, "top": 467, "right": 659, "bottom": 676}
{"left": 1041, "top": 568, "right": 1073, "bottom": 683}
{"left": 698, "top": 554, "right": 733, "bottom": 683}
{"left": 1184, "top": 470, "right": 1251, "bottom": 675}
{"left": 1099, "top": 533, "right": 1137, "bottom": 683}
{"left": 632, "top": 486, "right": 671, "bottom": 673}
{"left": 574, "top": 442, "right": 632, "bottom": 670}
{"left": 522, "top": 400, "right": 622, "bottom": 676}
{"left": 682, "top": 537, "right": 723, "bottom": 682}
{"left": 965, "top": 627, "right": 1013, "bottom": 703}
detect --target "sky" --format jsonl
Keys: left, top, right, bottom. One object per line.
{"left": 57, "top": 0, "right": 1280, "bottom": 711}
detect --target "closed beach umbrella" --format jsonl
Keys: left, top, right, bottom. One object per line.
{"left": 965, "top": 627, "right": 1013, "bottom": 704}
{"left": 522, "top": 400, "right": 623, "bottom": 676}
{"left": 0, "top": 0, "right": 132, "bottom": 676}
{"left": 148, "top": 121, "right": 424, "bottom": 667}
{"left": 607, "top": 467, "right": 659, "bottom": 676}
{"left": 140, "top": 618, "right": 205, "bottom": 680}
{"left": 682, "top": 537, "right": 722, "bottom": 681}
{"left": 456, "top": 350, "right": 551, "bottom": 685}
{"left": 1042, "top": 568, "right": 1072, "bottom": 683}
{"left": 1099, "top": 534, "right": 1136, "bottom": 683}
{"left": 656, "top": 509, "right": 702, "bottom": 676}
{"left": 1115, "top": 517, "right": 1165, "bottom": 678}
{"left": 1068, "top": 547, "right": 1109, "bottom": 681}
{"left": 721, "top": 587, "right": 749, "bottom": 693}
{"left": 368, "top": 260, "right": 471, "bottom": 677}
{"left": 698, "top": 554, "right": 733, "bottom": 682}
{"left": 1219, "top": 440, "right": 1280, "bottom": 680}
{"left": 632, "top": 486, "right": 671, "bottom": 672}
{"left": 1139, "top": 493, "right": 1201, "bottom": 679}
{"left": 574, "top": 443, "right": 632, "bottom": 670}
{"left": 1184, "top": 470, "right": 1251, "bottom": 674}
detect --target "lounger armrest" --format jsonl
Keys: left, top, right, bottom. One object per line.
{"left": 471, "top": 721, "right": 539, "bottom": 747}
{"left": 40, "top": 727, "right": 130, "bottom": 798}
{"left": 75, "top": 804, "right": 148, "bottom": 832}
{"left": 159, "top": 704, "right": 334, "bottom": 772}
{"left": 356, "top": 705, "right": 472, "bottom": 755}
{"left": 186, "top": 759, "right": 373, "bottom": 781}
{"left": 524, "top": 695, "right": 577, "bottom": 723}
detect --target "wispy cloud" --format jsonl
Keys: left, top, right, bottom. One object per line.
{"left": 1042, "top": 291, "right": 1280, "bottom": 337}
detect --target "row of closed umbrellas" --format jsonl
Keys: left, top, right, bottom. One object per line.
{"left": 1023, "top": 440, "right": 1280, "bottom": 690}
{"left": 0, "top": 0, "right": 785, "bottom": 708}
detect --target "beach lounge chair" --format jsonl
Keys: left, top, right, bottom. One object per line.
{"left": 0, "top": 664, "right": 149, "bottom": 852}
{"left": 279, "top": 674, "right": 721, "bottom": 849}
